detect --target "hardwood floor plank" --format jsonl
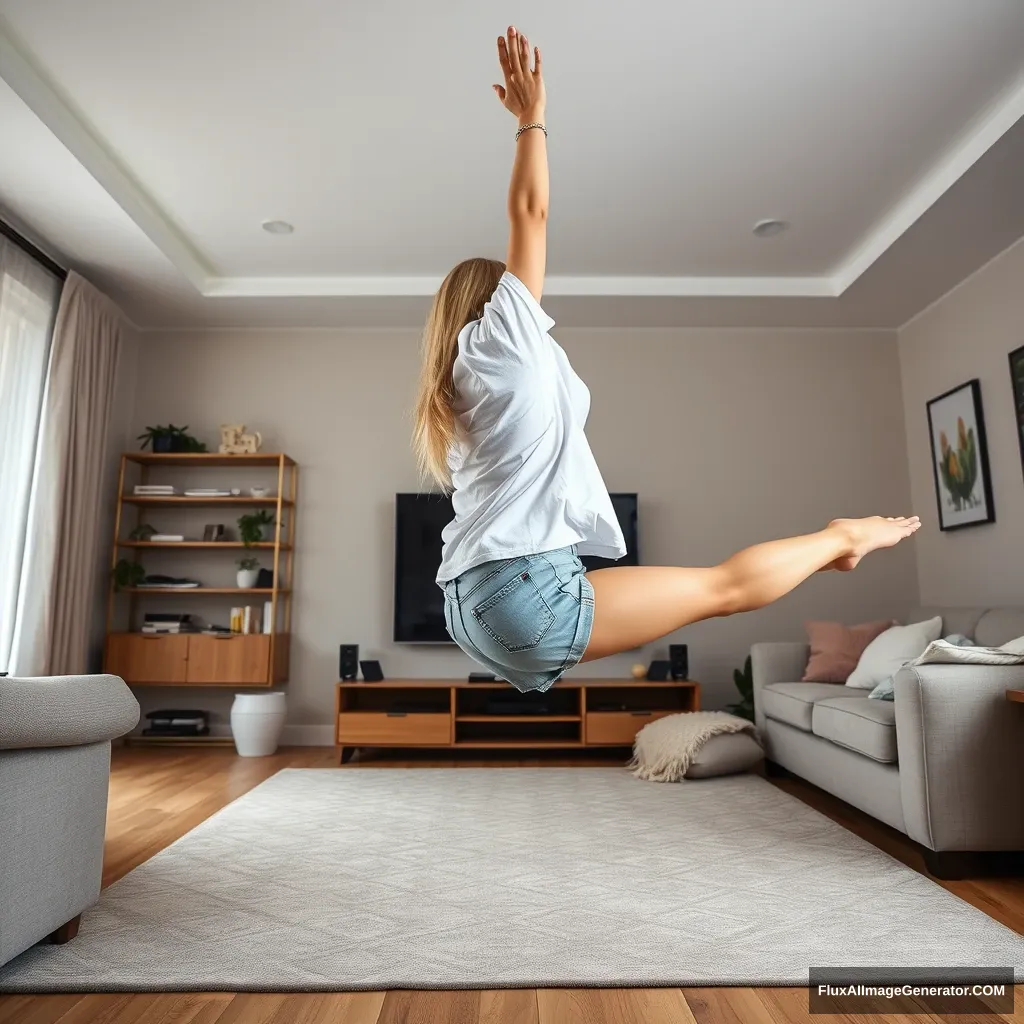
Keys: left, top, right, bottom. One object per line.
{"left": 683, "top": 988, "right": 778, "bottom": 1024}
{"left": 376, "top": 989, "right": 480, "bottom": 1024}
{"left": 0, "top": 994, "right": 82, "bottom": 1024}
{"left": 105, "top": 992, "right": 233, "bottom": 1024}
{"left": 479, "top": 990, "right": 539, "bottom": 1024}
{"left": 214, "top": 992, "right": 386, "bottom": 1024}
{"left": 537, "top": 988, "right": 696, "bottom": 1024}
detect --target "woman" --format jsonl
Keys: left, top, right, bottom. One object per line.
{"left": 413, "top": 26, "right": 920, "bottom": 693}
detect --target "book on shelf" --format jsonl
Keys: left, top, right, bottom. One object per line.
{"left": 144, "top": 613, "right": 192, "bottom": 623}
{"left": 183, "top": 489, "right": 233, "bottom": 497}
{"left": 133, "top": 485, "right": 176, "bottom": 495}
{"left": 230, "top": 606, "right": 262, "bottom": 634}
{"left": 148, "top": 533, "right": 185, "bottom": 542}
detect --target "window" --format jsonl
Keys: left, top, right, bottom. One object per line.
{"left": 0, "top": 232, "right": 62, "bottom": 671}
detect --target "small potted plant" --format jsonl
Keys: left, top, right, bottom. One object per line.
{"left": 111, "top": 559, "right": 146, "bottom": 591}
{"left": 237, "top": 509, "right": 276, "bottom": 545}
{"left": 236, "top": 556, "right": 260, "bottom": 589}
{"left": 137, "top": 424, "right": 208, "bottom": 453}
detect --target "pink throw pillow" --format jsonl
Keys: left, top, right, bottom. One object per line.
{"left": 802, "top": 620, "right": 895, "bottom": 683}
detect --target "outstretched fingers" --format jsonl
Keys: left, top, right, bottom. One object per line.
{"left": 506, "top": 25, "right": 523, "bottom": 75}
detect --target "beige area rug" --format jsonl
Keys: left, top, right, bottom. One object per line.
{"left": 0, "top": 768, "right": 1021, "bottom": 991}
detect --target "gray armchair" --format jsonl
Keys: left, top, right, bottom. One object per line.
{"left": 0, "top": 674, "right": 139, "bottom": 967}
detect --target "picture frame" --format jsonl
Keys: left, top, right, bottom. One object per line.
{"left": 925, "top": 379, "right": 995, "bottom": 531}
{"left": 1009, "top": 345, "right": 1024, "bottom": 483}
{"left": 202, "top": 524, "right": 225, "bottom": 542}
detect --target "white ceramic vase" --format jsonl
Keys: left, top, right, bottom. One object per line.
{"left": 237, "top": 567, "right": 260, "bottom": 588}
{"left": 230, "top": 691, "right": 286, "bottom": 756}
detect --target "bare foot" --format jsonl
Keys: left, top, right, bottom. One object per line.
{"left": 828, "top": 516, "right": 921, "bottom": 565}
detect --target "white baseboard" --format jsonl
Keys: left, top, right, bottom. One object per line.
{"left": 280, "top": 724, "right": 335, "bottom": 747}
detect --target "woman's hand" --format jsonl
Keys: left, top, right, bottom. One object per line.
{"left": 493, "top": 25, "right": 545, "bottom": 122}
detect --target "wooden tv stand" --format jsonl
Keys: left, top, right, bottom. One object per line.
{"left": 334, "top": 678, "right": 700, "bottom": 764}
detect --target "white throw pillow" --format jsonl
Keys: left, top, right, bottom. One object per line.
{"left": 1002, "top": 635, "right": 1024, "bottom": 655}
{"left": 845, "top": 617, "right": 943, "bottom": 689}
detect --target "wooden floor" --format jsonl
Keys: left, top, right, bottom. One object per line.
{"left": 2, "top": 746, "right": 1021, "bottom": 1024}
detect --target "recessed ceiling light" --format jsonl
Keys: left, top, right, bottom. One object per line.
{"left": 261, "top": 220, "right": 294, "bottom": 235}
{"left": 753, "top": 219, "right": 789, "bottom": 238}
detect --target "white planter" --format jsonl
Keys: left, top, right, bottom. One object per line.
{"left": 230, "top": 691, "right": 286, "bottom": 756}
{"left": 237, "top": 567, "right": 260, "bottom": 588}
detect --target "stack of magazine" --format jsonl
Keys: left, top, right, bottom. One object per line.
{"left": 141, "top": 613, "right": 194, "bottom": 634}
{"left": 133, "top": 484, "right": 177, "bottom": 496}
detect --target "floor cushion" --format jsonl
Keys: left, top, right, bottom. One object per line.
{"left": 685, "top": 732, "right": 764, "bottom": 779}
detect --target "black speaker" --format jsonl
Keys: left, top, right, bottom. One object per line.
{"left": 669, "top": 644, "right": 689, "bottom": 680}
{"left": 360, "top": 660, "right": 384, "bottom": 682}
{"left": 339, "top": 644, "right": 359, "bottom": 681}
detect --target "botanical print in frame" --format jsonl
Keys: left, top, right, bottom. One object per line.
{"left": 1010, "top": 345, "right": 1024, "bottom": 484}
{"left": 926, "top": 379, "right": 995, "bottom": 530}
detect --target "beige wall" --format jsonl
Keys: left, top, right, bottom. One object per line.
{"left": 127, "top": 325, "right": 917, "bottom": 738}
{"left": 898, "top": 238, "right": 1024, "bottom": 607}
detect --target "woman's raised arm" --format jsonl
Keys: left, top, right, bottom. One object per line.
{"left": 493, "top": 26, "right": 547, "bottom": 302}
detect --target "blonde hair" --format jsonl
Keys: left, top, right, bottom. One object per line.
{"left": 413, "top": 257, "right": 505, "bottom": 490}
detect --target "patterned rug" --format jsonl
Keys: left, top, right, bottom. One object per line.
{"left": 1, "top": 768, "right": 1021, "bottom": 991}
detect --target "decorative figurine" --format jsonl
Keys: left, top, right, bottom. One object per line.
{"left": 219, "top": 424, "right": 263, "bottom": 454}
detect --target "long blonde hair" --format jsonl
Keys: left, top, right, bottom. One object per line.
{"left": 413, "top": 257, "right": 505, "bottom": 490}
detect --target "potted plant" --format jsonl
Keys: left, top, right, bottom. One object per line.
{"left": 137, "top": 424, "right": 208, "bottom": 453}
{"left": 111, "top": 559, "right": 146, "bottom": 591}
{"left": 236, "top": 556, "right": 260, "bottom": 589}
{"left": 727, "top": 655, "right": 755, "bottom": 721}
{"left": 237, "top": 509, "right": 276, "bottom": 545}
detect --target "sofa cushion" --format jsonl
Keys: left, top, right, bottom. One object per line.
{"left": 845, "top": 617, "right": 942, "bottom": 689}
{"left": 761, "top": 682, "right": 858, "bottom": 732}
{"left": 802, "top": 619, "right": 893, "bottom": 683}
{"left": 812, "top": 696, "right": 897, "bottom": 763}
{"left": 974, "top": 609, "right": 1024, "bottom": 648}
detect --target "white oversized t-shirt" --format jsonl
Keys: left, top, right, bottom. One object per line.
{"left": 436, "top": 271, "right": 626, "bottom": 583}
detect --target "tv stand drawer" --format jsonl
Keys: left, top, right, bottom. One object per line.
{"left": 586, "top": 710, "right": 676, "bottom": 745}
{"left": 338, "top": 712, "right": 450, "bottom": 746}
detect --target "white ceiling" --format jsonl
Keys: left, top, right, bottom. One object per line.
{"left": 1, "top": 0, "right": 1023, "bottom": 329}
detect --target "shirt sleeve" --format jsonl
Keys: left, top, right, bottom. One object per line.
{"left": 457, "top": 272, "right": 555, "bottom": 386}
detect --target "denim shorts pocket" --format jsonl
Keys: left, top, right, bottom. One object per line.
{"left": 472, "top": 571, "right": 555, "bottom": 653}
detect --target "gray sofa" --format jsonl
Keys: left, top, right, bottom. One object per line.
{"left": 752, "top": 606, "right": 1024, "bottom": 879}
{"left": 0, "top": 674, "right": 139, "bottom": 967}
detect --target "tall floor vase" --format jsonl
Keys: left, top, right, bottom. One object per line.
{"left": 230, "top": 692, "right": 286, "bottom": 756}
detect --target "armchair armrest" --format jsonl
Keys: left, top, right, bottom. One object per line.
{"left": 0, "top": 674, "right": 140, "bottom": 750}
{"left": 895, "top": 663, "right": 1024, "bottom": 852}
{"left": 750, "top": 642, "right": 809, "bottom": 733}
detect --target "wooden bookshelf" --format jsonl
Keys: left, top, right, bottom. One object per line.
{"left": 104, "top": 451, "right": 298, "bottom": 688}
{"left": 334, "top": 678, "right": 700, "bottom": 763}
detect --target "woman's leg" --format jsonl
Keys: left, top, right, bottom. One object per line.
{"left": 580, "top": 516, "right": 919, "bottom": 662}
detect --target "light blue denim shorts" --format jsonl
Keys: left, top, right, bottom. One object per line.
{"left": 441, "top": 545, "right": 595, "bottom": 692}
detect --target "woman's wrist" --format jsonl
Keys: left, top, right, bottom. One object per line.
{"left": 517, "top": 107, "right": 546, "bottom": 129}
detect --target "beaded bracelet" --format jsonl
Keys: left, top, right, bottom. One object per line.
{"left": 515, "top": 122, "right": 547, "bottom": 141}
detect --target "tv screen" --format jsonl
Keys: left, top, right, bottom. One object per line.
{"left": 393, "top": 492, "right": 639, "bottom": 644}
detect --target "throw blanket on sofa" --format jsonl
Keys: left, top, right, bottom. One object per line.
{"left": 913, "top": 636, "right": 1024, "bottom": 666}
{"left": 630, "top": 710, "right": 757, "bottom": 782}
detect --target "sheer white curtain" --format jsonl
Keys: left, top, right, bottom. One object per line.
{"left": 0, "top": 237, "right": 62, "bottom": 672}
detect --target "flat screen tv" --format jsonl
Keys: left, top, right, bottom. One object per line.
{"left": 393, "top": 492, "right": 639, "bottom": 643}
